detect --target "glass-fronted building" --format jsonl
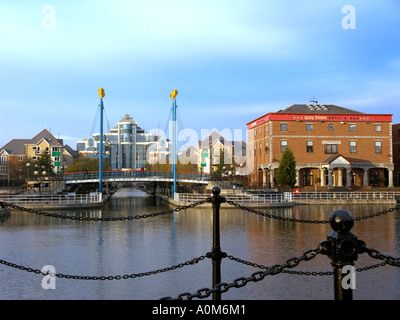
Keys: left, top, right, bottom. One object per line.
{"left": 77, "top": 114, "right": 168, "bottom": 170}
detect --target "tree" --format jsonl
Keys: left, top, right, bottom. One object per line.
{"left": 148, "top": 160, "right": 199, "bottom": 174}
{"left": 22, "top": 152, "right": 55, "bottom": 179}
{"left": 35, "top": 151, "right": 54, "bottom": 176}
{"left": 64, "top": 155, "right": 110, "bottom": 173}
{"left": 275, "top": 148, "right": 296, "bottom": 187}
{"left": 213, "top": 149, "right": 232, "bottom": 179}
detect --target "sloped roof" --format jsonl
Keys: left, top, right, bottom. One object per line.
{"left": 118, "top": 113, "right": 137, "bottom": 125}
{"left": 197, "top": 130, "right": 247, "bottom": 156}
{"left": 64, "top": 144, "right": 79, "bottom": 158}
{"left": 0, "top": 139, "right": 30, "bottom": 155}
{"left": 26, "top": 129, "right": 63, "bottom": 146}
{"left": 279, "top": 104, "right": 364, "bottom": 114}
{"left": 184, "top": 145, "right": 198, "bottom": 157}
{"left": 322, "top": 154, "right": 372, "bottom": 165}
{"left": 322, "top": 154, "right": 350, "bottom": 164}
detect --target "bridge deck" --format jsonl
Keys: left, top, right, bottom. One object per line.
{"left": 64, "top": 170, "right": 209, "bottom": 184}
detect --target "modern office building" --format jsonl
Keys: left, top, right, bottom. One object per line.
{"left": 247, "top": 104, "right": 394, "bottom": 189}
{"left": 77, "top": 114, "right": 169, "bottom": 170}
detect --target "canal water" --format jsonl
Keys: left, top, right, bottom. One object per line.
{"left": 0, "top": 188, "right": 399, "bottom": 300}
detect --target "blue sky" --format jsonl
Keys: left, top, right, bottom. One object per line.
{"left": 1, "top": 0, "right": 400, "bottom": 150}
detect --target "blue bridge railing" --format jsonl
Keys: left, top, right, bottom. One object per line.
{"left": 64, "top": 170, "right": 209, "bottom": 183}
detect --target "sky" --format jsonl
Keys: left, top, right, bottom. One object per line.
{"left": 1, "top": 0, "right": 400, "bottom": 151}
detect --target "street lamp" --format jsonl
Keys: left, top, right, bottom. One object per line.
{"left": 98, "top": 88, "right": 105, "bottom": 194}
{"left": 25, "top": 162, "right": 31, "bottom": 191}
{"left": 34, "top": 166, "right": 47, "bottom": 195}
{"left": 26, "top": 162, "right": 31, "bottom": 180}
{"left": 170, "top": 89, "right": 178, "bottom": 199}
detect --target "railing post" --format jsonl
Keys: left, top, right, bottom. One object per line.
{"left": 319, "top": 209, "right": 365, "bottom": 300}
{"left": 210, "top": 186, "right": 226, "bottom": 300}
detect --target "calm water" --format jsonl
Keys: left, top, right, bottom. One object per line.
{"left": 0, "top": 188, "right": 399, "bottom": 300}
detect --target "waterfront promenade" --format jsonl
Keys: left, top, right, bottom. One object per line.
{"left": 168, "top": 190, "right": 400, "bottom": 207}
{"left": 2, "top": 188, "right": 400, "bottom": 210}
{"left": 0, "top": 193, "right": 107, "bottom": 210}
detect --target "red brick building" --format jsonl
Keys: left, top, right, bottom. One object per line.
{"left": 392, "top": 123, "right": 400, "bottom": 186}
{"left": 247, "top": 104, "right": 393, "bottom": 189}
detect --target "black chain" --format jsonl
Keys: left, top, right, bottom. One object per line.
{"left": 226, "top": 200, "right": 400, "bottom": 224}
{"left": 161, "top": 248, "right": 322, "bottom": 300}
{"left": 0, "top": 255, "right": 208, "bottom": 280}
{"left": 226, "top": 200, "right": 329, "bottom": 224}
{"left": 0, "top": 198, "right": 211, "bottom": 222}
{"left": 2, "top": 197, "right": 399, "bottom": 300}
{"left": 227, "top": 254, "right": 332, "bottom": 276}
{"left": 2, "top": 198, "right": 398, "bottom": 224}
{"left": 227, "top": 254, "right": 387, "bottom": 276}
{"left": 363, "top": 246, "right": 400, "bottom": 267}
{"left": 354, "top": 206, "right": 400, "bottom": 222}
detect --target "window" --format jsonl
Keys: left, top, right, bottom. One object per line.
{"left": 266, "top": 125, "right": 268, "bottom": 133}
{"left": 350, "top": 141, "right": 357, "bottom": 153}
{"left": 325, "top": 144, "right": 338, "bottom": 154}
{"left": 370, "top": 169, "right": 379, "bottom": 186}
{"left": 259, "top": 143, "right": 262, "bottom": 155}
{"left": 265, "top": 141, "right": 269, "bottom": 153}
{"left": 254, "top": 129, "right": 256, "bottom": 137}
{"left": 306, "top": 124, "right": 313, "bottom": 132}
{"left": 87, "top": 137, "right": 95, "bottom": 147}
{"left": 349, "top": 124, "right": 356, "bottom": 132}
{"left": 281, "top": 140, "right": 288, "bottom": 152}
{"left": 307, "top": 141, "right": 313, "bottom": 153}
{"left": 375, "top": 141, "right": 382, "bottom": 153}
{"left": 375, "top": 124, "right": 382, "bottom": 132}
{"left": 303, "top": 169, "right": 313, "bottom": 186}
{"left": 280, "top": 123, "right": 288, "bottom": 131}
{"left": 259, "top": 127, "right": 262, "bottom": 135}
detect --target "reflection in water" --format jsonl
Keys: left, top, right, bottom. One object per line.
{"left": 0, "top": 188, "right": 399, "bottom": 300}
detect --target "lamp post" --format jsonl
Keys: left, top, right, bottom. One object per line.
{"left": 25, "top": 162, "right": 31, "bottom": 192}
{"left": 170, "top": 89, "right": 178, "bottom": 199}
{"left": 98, "top": 88, "right": 105, "bottom": 195}
{"left": 34, "top": 165, "right": 47, "bottom": 195}
{"left": 26, "top": 163, "right": 30, "bottom": 181}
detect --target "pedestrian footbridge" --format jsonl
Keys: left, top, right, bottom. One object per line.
{"left": 64, "top": 170, "right": 209, "bottom": 185}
